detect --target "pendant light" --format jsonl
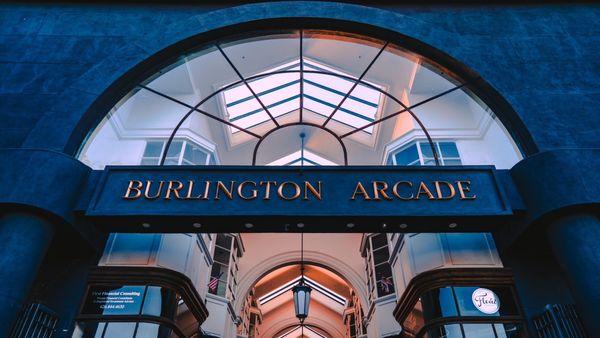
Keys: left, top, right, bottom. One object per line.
{"left": 292, "top": 232, "right": 312, "bottom": 322}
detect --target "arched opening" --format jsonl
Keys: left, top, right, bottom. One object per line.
{"left": 76, "top": 27, "right": 527, "bottom": 170}
{"left": 72, "top": 20, "right": 533, "bottom": 338}
{"left": 240, "top": 263, "right": 363, "bottom": 338}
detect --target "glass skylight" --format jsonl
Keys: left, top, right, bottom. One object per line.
{"left": 222, "top": 58, "right": 383, "bottom": 133}
{"left": 268, "top": 150, "right": 337, "bottom": 166}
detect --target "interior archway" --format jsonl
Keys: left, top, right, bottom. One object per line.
{"left": 241, "top": 262, "right": 361, "bottom": 338}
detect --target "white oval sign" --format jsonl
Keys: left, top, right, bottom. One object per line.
{"left": 471, "top": 288, "right": 500, "bottom": 314}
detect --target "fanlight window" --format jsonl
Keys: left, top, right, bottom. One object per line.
{"left": 77, "top": 29, "right": 523, "bottom": 169}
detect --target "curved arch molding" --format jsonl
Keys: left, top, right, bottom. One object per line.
{"left": 16, "top": 1, "right": 536, "bottom": 157}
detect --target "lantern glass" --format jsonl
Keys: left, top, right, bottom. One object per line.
{"left": 292, "top": 283, "right": 312, "bottom": 320}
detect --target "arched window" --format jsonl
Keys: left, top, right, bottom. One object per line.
{"left": 77, "top": 29, "right": 523, "bottom": 169}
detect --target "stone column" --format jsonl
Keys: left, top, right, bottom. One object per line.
{"left": 546, "top": 213, "right": 600, "bottom": 336}
{"left": 0, "top": 212, "right": 55, "bottom": 335}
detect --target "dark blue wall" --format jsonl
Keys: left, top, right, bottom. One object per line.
{"left": 0, "top": 2, "right": 598, "bottom": 153}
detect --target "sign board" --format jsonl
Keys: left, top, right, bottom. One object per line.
{"left": 85, "top": 166, "right": 512, "bottom": 232}
{"left": 81, "top": 285, "right": 145, "bottom": 315}
{"left": 471, "top": 288, "right": 501, "bottom": 314}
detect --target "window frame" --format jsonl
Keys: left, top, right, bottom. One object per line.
{"left": 140, "top": 138, "right": 215, "bottom": 166}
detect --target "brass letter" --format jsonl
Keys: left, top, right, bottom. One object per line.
{"left": 278, "top": 182, "right": 301, "bottom": 200}
{"left": 215, "top": 181, "right": 235, "bottom": 200}
{"left": 238, "top": 181, "right": 258, "bottom": 200}
{"left": 456, "top": 180, "right": 477, "bottom": 200}
{"left": 392, "top": 181, "right": 414, "bottom": 200}
{"left": 372, "top": 181, "right": 393, "bottom": 200}
{"left": 303, "top": 181, "right": 322, "bottom": 200}
{"left": 351, "top": 182, "right": 371, "bottom": 200}
{"left": 434, "top": 181, "right": 456, "bottom": 200}
{"left": 202, "top": 181, "right": 211, "bottom": 200}
{"left": 259, "top": 181, "right": 277, "bottom": 200}
{"left": 415, "top": 182, "right": 435, "bottom": 200}
{"left": 123, "top": 180, "right": 143, "bottom": 199}
{"left": 185, "top": 180, "right": 204, "bottom": 200}
{"left": 164, "top": 180, "right": 184, "bottom": 200}
{"left": 144, "top": 180, "right": 164, "bottom": 199}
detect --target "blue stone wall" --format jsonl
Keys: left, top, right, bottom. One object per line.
{"left": 0, "top": 2, "right": 598, "bottom": 153}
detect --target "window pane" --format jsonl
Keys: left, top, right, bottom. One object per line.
{"left": 165, "top": 140, "right": 183, "bottom": 159}
{"left": 135, "top": 323, "right": 160, "bottom": 338}
{"left": 373, "top": 247, "right": 389, "bottom": 265}
{"left": 375, "top": 264, "right": 394, "bottom": 296}
{"left": 103, "top": 322, "right": 136, "bottom": 338}
{"left": 216, "top": 234, "right": 233, "bottom": 248}
{"left": 444, "top": 159, "right": 462, "bottom": 165}
{"left": 394, "top": 143, "right": 419, "bottom": 165}
{"left": 463, "top": 324, "right": 495, "bottom": 338}
{"left": 211, "top": 263, "right": 229, "bottom": 283}
{"left": 183, "top": 142, "right": 208, "bottom": 165}
{"left": 439, "top": 142, "right": 459, "bottom": 158}
{"left": 143, "top": 141, "right": 164, "bottom": 157}
{"left": 420, "top": 141, "right": 434, "bottom": 158}
{"left": 420, "top": 287, "right": 458, "bottom": 320}
{"left": 141, "top": 286, "right": 179, "bottom": 319}
{"left": 427, "top": 324, "right": 463, "bottom": 338}
{"left": 140, "top": 158, "right": 159, "bottom": 165}
{"left": 214, "top": 247, "right": 231, "bottom": 265}
{"left": 495, "top": 323, "right": 526, "bottom": 338}
{"left": 371, "top": 234, "right": 388, "bottom": 250}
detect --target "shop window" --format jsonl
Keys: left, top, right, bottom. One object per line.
{"left": 402, "top": 284, "right": 525, "bottom": 338}
{"left": 364, "top": 234, "right": 395, "bottom": 301}
{"left": 74, "top": 284, "right": 188, "bottom": 337}
{"left": 140, "top": 139, "right": 214, "bottom": 165}
{"left": 208, "top": 234, "right": 239, "bottom": 300}
{"left": 387, "top": 141, "right": 461, "bottom": 166}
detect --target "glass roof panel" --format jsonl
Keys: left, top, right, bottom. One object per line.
{"left": 222, "top": 58, "right": 383, "bottom": 134}
{"left": 268, "top": 150, "right": 337, "bottom": 166}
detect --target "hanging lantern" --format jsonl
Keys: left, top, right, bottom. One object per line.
{"left": 292, "top": 280, "right": 312, "bottom": 322}
{"left": 293, "top": 232, "right": 312, "bottom": 322}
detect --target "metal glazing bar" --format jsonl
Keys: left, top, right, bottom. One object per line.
{"left": 322, "top": 41, "right": 389, "bottom": 127}
{"left": 340, "top": 83, "right": 466, "bottom": 138}
{"left": 138, "top": 85, "right": 261, "bottom": 165}
{"left": 216, "top": 44, "right": 280, "bottom": 127}
{"left": 299, "top": 29, "right": 304, "bottom": 123}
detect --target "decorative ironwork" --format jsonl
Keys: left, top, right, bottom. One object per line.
{"left": 145, "top": 31, "right": 472, "bottom": 166}
{"left": 533, "top": 304, "right": 586, "bottom": 338}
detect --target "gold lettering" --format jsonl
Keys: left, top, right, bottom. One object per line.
{"left": 202, "top": 181, "right": 211, "bottom": 200}
{"left": 456, "top": 180, "right": 476, "bottom": 200}
{"left": 164, "top": 180, "right": 184, "bottom": 200}
{"left": 144, "top": 180, "right": 164, "bottom": 199}
{"left": 372, "top": 181, "right": 392, "bottom": 201}
{"left": 303, "top": 181, "right": 322, "bottom": 200}
{"left": 215, "top": 181, "right": 235, "bottom": 200}
{"left": 351, "top": 182, "right": 371, "bottom": 200}
{"left": 434, "top": 181, "right": 456, "bottom": 200}
{"left": 278, "top": 182, "right": 301, "bottom": 200}
{"left": 259, "top": 181, "right": 277, "bottom": 200}
{"left": 415, "top": 181, "right": 435, "bottom": 200}
{"left": 392, "top": 181, "right": 414, "bottom": 200}
{"left": 185, "top": 180, "right": 202, "bottom": 199}
{"left": 123, "top": 180, "right": 143, "bottom": 199}
{"left": 237, "top": 181, "right": 258, "bottom": 200}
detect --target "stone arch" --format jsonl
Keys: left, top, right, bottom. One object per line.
{"left": 59, "top": 1, "right": 537, "bottom": 158}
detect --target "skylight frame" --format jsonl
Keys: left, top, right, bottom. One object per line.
{"left": 220, "top": 57, "right": 385, "bottom": 136}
